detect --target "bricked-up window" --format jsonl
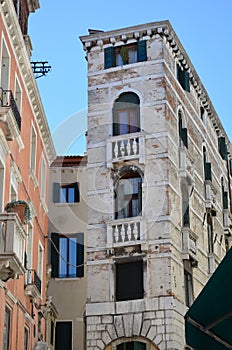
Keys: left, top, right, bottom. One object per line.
{"left": 116, "top": 260, "right": 144, "bottom": 301}
{"left": 55, "top": 321, "right": 72, "bottom": 350}
{"left": 177, "top": 64, "right": 190, "bottom": 92}
{"left": 53, "top": 182, "right": 80, "bottom": 203}
{"left": 115, "top": 171, "right": 142, "bottom": 219}
{"left": 104, "top": 40, "right": 147, "bottom": 69}
{"left": 51, "top": 233, "right": 84, "bottom": 278}
{"left": 113, "top": 92, "right": 140, "bottom": 136}
{"left": 4, "top": 307, "right": 11, "bottom": 350}
{"left": 117, "top": 341, "right": 146, "bottom": 350}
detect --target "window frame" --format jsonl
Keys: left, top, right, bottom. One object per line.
{"left": 53, "top": 182, "right": 80, "bottom": 204}
{"left": 3, "top": 307, "right": 11, "bottom": 350}
{"left": 30, "top": 124, "right": 37, "bottom": 176}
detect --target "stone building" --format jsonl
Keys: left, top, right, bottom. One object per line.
{"left": 48, "top": 155, "right": 87, "bottom": 350}
{"left": 80, "top": 21, "right": 232, "bottom": 349}
{"left": 0, "top": 0, "right": 56, "bottom": 349}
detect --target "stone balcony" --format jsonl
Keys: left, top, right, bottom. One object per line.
{"left": 107, "top": 132, "right": 145, "bottom": 167}
{"left": 0, "top": 88, "right": 21, "bottom": 141}
{"left": 25, "top": 269, "right": 42, "bottom": 299}
{"left": 0, "top": 213, "right": 26, "bottom": 281}
{"left": 107, "top": 216, "right": 146, "bottom": 249}
{"left": 182, "top": 227, "right": 198, "bottom": 267}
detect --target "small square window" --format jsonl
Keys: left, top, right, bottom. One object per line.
{"left": 53, "top": 182, "right": 80, "bottom": 203}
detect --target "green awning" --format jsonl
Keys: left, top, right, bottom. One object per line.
{"left": 185, "top": 247, "right": 232, "bottom": 350}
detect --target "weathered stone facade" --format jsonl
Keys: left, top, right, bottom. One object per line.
{"left": 80, "top": 21, "right": 232, "bottom": 350}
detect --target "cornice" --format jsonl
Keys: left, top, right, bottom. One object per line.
{"left": 0, "top": 0, "right": 56, "bottom": 164}
{"left": 80, "top": 20, "right": 231, "bottom": 156}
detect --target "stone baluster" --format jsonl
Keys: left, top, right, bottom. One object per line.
{"left": 126, "top": 139, "right": 131, "bottom": 156}
{"left": 120, "top": 140, "right": 125, "bottom": 157}
{"left": 114, "top": 225, "right": 119, "bottom": 242}
{"left": 114, "top": 141, "right": 119, "bottom": 159}
{"left": 132, "top": 138, "right": 137, "bottom": 155}
{"left": 127, "top": 224, "right": 132, "bottom": 241}
{"left": 134, "top": 222, "right": 139, "bottom": 240}
{"left": 121, "top": 224, "right": 126, "bottom": 242}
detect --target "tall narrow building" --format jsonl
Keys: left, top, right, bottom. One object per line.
{"left": 0, "top": 1, "right": 55, "bottom": 349}
{"left": 80, "top": 21, "right": 232, "bottom": 349}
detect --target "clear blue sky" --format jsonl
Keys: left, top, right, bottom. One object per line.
{"left": 29, "top": 0, "right": 232, "bottom": 155}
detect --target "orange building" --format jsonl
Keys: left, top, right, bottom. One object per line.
{"left": 0, "top": 1, "right": 56, "bottom": 349}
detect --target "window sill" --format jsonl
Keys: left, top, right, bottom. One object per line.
{"left": 54, "top": 277, "right": 84, "bottom": 281}
{"left": 54, "top": 202, "right": 78, "bottom": 206}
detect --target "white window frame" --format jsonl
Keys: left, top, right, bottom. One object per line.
{"left": 14, "top": 75, "right": 22, "bottom": 115}
{"left": 0, "top": 36, "right": 11, "bottom": 91}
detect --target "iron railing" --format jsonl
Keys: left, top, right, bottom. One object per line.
{"left": 26, "top": 269, "right": 42, "bottom": 295}
{"left": 0, "top": 88, "right": 21, "bottom": 131}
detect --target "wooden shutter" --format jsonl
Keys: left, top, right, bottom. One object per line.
{"left": 137, "top": 40, "right": 147, "bottom": 62}
{"left": 53, "top": 182, "right": 60, "bottom": 203}
{"left": 116, "top": 260, "right": 143, "bottom": 301}
{"left": 204, "top": 162, "right": 212, "bottom": 181}
{"left": 51, "top": 233, "right": 59, "bottom": 278}
{"left": 218, "top": 137, "right": 228, "bottom": 160}
{"left": 74, "top": 182, "right": 80, "bottom": 202}
{"left": 181, "top": 127, "right": 188, "bottom": 148}
{"left": 223, "top": 191, "right": 228, "bottom": 210}
{"left": 104, "top": 46, "right": 114, "bottom": 69}
{"left": 77, "top": 233, "right": 84, "bottom": 277}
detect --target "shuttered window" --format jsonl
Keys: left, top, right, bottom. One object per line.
{"left": 104, "top": 40, "right": 147, "bottom": 69}
{"left": 116, "top": 260, "right": 144, "bottom": 301}
{"left": 53, "top": 182, "right": 80, "bottom": 203}
{"left": 51, "top": 233, "right": 84, "bottom": 278}
{"left": 218, "top": 137, "right": 228, "bottom": 160}
{"left": 177, "top": 64, "right": 190, "bottom": 92}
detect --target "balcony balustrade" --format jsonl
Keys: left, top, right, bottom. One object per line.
{"left": 25, "top": 269, "right": 42, "bottom": 299}
{"left": 0, "top": 213, "right": 26, "bottom": 281}
{"left": 0, "top": 88, "right": 21, "bottom": 140}
{"left": 107, "top": 216, "right": 145, "bottom": 248}
{"left": 107, "top": 132, "right": 145, "bottom": 167}
{"left": 182, "top": 227, "right": 198, "bottom": 267}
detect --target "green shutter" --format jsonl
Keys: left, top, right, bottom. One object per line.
{"left": 223, "top": 191, "right": 228, "bottom": 210}
{"left": 137, "top": 40, "right": 147, "bottom": 62}
{"left": 77, "top": 233, "right": 84, "bottom": 277}
{"left": 177, "top": 66, "right": 190, "bottom": 92}
{"left": 181, "top": 128, "right": 188, "bottom": 148}
{"left": 204, "top": 162, "right": 212, "bottom": 181}
{"left": 51, "top": 233, "right": 59, "bottom": 278}
{"left": 74, "top": 182, "right": 80, "bottom": 202}
{"left": 104, "top": 46, "right": 114, "bottom": 69}
{"left": 53, "top": 183, "right": 60, "bottom": 203}
{"left": 218, "top": 137, "right": 228, "bottom": 160}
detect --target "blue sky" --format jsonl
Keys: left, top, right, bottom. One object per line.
{"left": 29, "top": 0, "right": 232, "bottom": 155}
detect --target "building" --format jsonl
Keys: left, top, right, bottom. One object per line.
{"left": 0, "top": 0, "right": 56, "bottom": 349}
{"left": 80, "top": 21, "right": 232, "bottom": 349}
{"left": 48, "top": 155, "right": 87, "bottom": 350}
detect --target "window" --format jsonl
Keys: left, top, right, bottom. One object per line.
{"left": 184, "top": 266, "right": 194, "bottom": 307}
{"left": 0, "top": 39, "right": 10, "bottom": 91}
{"left": 177, "top": 64, "right": 190, "bottom": 92}
{"left": 14, "top": 77, "right": 22, "bottom": 115}
{"left": 113, "top": 92, "right": 140, "bottom": 136}
{"left": 40, "top": 154, "right": 47, "bottom": 202}
{"left": 221, "top": 178, "right": 228, "bottom": 210}
{"left": 200, "top": 106, "right": 205, "bottom": 123}
{"left": 115, "top": 171, "right": 142, "bottom": 219}
{"left": 178, "top": 111, "right": 188, "bottom": 148}
{"left": 51, "top": 233, "right": 84, "bottom": 278}
{"left": 203, "top": 146, "right": 212, "bottom": 181}
{"left": 181, "top": 181, "right": 190, "bottom": 227}
{"left": 38, "top": 243, "right": 43, "bottom": 281}
{"left": 218, "top": 136, "right": 228, "bottom": 161}
{"left": 55, "top": 321, "right": 72, "bottom": 350}
{"left": 0, "top": 159, "right": 5, "bottom": 212}
{"left": 117, "top": 341, "right": 146, "bottom": 350}
{"left": 30, "top": 126, "right": 37, "bottom": 175}
{"left": 4, "top": 308, "right": 11, "bottom": 350}
{"left": 53, "top": 182, "right": 80, "bottom": 203}
{"left": 24, "top": 327, "right": 29, "bottom": 350}
{"left": 207, "top": 213, "right": 214, "bottom": 254}
{"left": 116, "top": 260, "right": 144, "bottom": 301}
{"left": 104, "top": 40, "right": 147, "bottom": 69}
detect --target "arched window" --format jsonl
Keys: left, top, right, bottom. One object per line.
{"left": 221, "top": 178, "right": 228, "bottom": 210}
{"left": 117, "top": 341, "right": 146, "bottom": 350}
{"left": 181, "top": 181, "right": 190, "bottom": 227}
{"left": 178, "top": 110, "right": 188, "bottom": 148}
{"left": 115, "top": 170, "right": 142, "bottom": 219}
{"left": 113, "top": 92, "right": 140, "bottom": 136}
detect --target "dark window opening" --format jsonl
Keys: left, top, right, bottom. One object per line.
{"left": 4, "top": 308, "right": 11, "bottom": 350}
{"left": 115, "top": 171, "right": 142, "bottom": 219}
{"left": 184, "top": 269, "right": 194, "bottom": 307}
{"left": 200, "top": 106, "right": 205, "bottom": 121}
{"left": 177, "top": 64, "right": 190, "bottom": 92}
{"left": 178, "top": 112, "right": 188, "bottom": 148}
{"left": 116, "top": 260, "right": 144, "bottom": 301}
{"left": 218, "top": 136, "right": 228, "bottom": 161}
{"left": 53, "top": 182, "right": 80, "bottom": 203}
{"left": 221, "top": 178, "right": 228, "bottom": 210}
{"left": 113, "top": 92, "right": 140, "bottom": 136}
{"left": 117, "top": 341, "right": 146, "bottom": 350}
{"left": 55, "top": 321, "right": 72, "bottom": 350}
{"left": 207, "top": 214, "right": 214, "bottom": 254}
{"left": 203, "top": 147, "right": 212, "bottom": 182}
{"left": 104, "top": 40, "right": 147, "bottom": 69}
{"left": 51, "top": 233, "right": 84, "bottom": 278}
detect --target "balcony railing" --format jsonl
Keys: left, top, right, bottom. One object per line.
{"left": 25, "top": 269, "right": 42, "bottom": 298}
{"left": 107, "top": 132, "right": 145, "bottom": 167}
{"left": 182, "top": 227, "right": 198, "bottom": 267}
{"left": 0, "top": 88, "right": 21, "bottom": 140}
{"left": 107, "top": 216, "right": 146, "bottom": 248}
{"left": 0, "top": 213, "right": 26, "bottom": 281}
